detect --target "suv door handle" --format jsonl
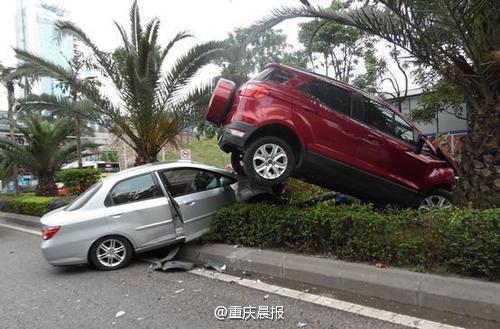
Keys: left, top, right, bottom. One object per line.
{"left": 183, "top": 200, "right": 196, "bottom": 206}
{"left": 367, "top": 134, "right": 383, "bottom": 144}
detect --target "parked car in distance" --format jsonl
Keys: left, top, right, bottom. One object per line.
{"left": 40, "top": 161, "right": 276, "bottom": 270}
{"left": 205, "top": 63, "right": 459, "bottom": 209}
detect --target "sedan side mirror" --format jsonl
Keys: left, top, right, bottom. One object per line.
{"left": 414, "top": 133, "right": 426, "bottom": 155}
{"left": 220, "top": 176, "right": 233, "bottom": 187}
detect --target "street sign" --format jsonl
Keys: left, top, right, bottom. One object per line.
{"left": 180, "top": 149, "right": 191, "bottom": 160}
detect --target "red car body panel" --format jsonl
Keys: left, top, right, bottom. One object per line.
{"left": 209, "top": 63, "right": 458, "bottom": 206}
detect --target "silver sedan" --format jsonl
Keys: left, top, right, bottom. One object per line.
{"left": 41, "top": 161, "right": 274, "bottom": 270}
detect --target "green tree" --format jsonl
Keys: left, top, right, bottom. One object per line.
{"left": 219, "top": 27, "right": 307, "bottom": 85}
{"left": 259, "top": 0, "right": 500, "bottom": 208}
{"left": 1, "top": 63, "right": 22, "bottom": 195}
{"left": 12, "top": 1, "right": 223, "bottom": 165}
{"left": 0, "top": 114, "right": 95, "bottom": 196}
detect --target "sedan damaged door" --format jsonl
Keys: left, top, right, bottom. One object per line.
{"left": 158, "top": 168, "right": 237, "bottom": 242}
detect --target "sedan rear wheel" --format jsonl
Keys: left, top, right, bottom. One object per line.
{"left": 90, "top": 236, "right": 133, "bottom": 271}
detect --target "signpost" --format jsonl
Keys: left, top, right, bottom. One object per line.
{"left": 180, "top": 149, "right": 191, "bottom": 160}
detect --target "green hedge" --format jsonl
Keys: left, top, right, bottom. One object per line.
{"left": 56, "top": 168, "right": 102, "bottom": 195}
{"left": 0, "top": 193, "right": 74, "bottom": 217}
{"left": 204, "top": 203, "right": 500, "bottom": 280}
{"left": 8, "top": 193, "right": 56, "bottom": 217}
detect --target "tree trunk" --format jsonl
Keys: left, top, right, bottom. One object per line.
{"left": 133, "top": 150, "right": 158, "bottom": 166}
{"left": 6, "top": 81, "right": 20, "bottom": 196}
{"left": 76, "top": 114, "right": 82, "bottom": 168}
{"left": 455, "top": 101, "right": 500, "bottom": 208}
{"left": 36, "top": 174, "right": 58, "bottom": 197}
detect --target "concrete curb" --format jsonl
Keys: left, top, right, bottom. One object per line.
{"left": 180, "top": 243, "right": 500, "bottom": 322}
{"left": 0, "top": 211, "right": 41, "bottom": 228}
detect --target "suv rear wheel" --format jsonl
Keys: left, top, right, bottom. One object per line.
{"left": 243, "top": 136, "right": 295, "bottom": 186}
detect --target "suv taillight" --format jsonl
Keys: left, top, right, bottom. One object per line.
{"left": 42, "top": 226, "right": 60, "bottom": 240}
{"left": 241, "top": 85, "right": 269, "bottom": 99}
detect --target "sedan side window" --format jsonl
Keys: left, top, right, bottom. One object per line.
{"left": 161, "top": 169, "right": 222, "bottom": 198}
{"left": 107, "top": 174, "right": 164, "bottom": 206}
{"left": 302, "top": 80, "right": 351, "bottom": 116}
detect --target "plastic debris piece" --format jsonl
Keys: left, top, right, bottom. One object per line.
{"left": 296, "top": 322, "right": 308, "bottom": 327}
{"left": 205, "top": 259, "right": 226, "bottom": 272}
{"left": 161, "top": 260, "right": 194, "bottom": 272}
{"left": 174, "top": 289, "right": 184, "bottom": 294}
{"left": 263, "top": 295, "right": 269, "bottom": 300}
{"left": 115, "top": 311, "right": 125, "bottom": 318}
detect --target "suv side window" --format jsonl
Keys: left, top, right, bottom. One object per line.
{"left": 160, "top": 169, "right": 223, "bottom": 198}
{"left": 253, "top": 67, "right": 293, "bottom": 84}
{"left": 394, "top": 115, "right": 415, "bottom": 145}
{"left": 107, "top": 174, "right": 164, "bottom": 206}
{"left": 302, "top": 80, "right": 351, "bottom": 116}
{"left": 363, "top": 99, "right": 395, "bottom": 136}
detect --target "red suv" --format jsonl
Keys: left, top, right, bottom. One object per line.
{"left": 205, "top": 63, "right": 459, "bottom": 208}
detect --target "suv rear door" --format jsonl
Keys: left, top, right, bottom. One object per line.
{"left": 300, "top": 79, "right": 363, "bottom": 167}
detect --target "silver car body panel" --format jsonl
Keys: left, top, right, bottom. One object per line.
{"left": 40, "top": 161, "right": 272, "bottom": 266}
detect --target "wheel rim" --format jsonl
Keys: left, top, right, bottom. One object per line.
{"left": 419, "top": 195, "right": 452, "bottom": 210}
{"left": 96, "top": 239, "right": 126, "bottom": 267}
{"left": 253, "top": 143, "right": 288, "bottom": 180}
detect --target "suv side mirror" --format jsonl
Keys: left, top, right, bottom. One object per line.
{"left": 414, "top": 133, "right": 426, "bottom": 155}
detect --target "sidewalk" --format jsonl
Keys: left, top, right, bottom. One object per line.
{"left": 180, "top": 243, "right": 500, "bottom": 322}
{"left": 0, "top": 211, "right": 41, "bottom": 229}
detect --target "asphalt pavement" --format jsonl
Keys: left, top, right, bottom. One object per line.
{"left": 0, "top": 227, "right": 408, "bottom": 329}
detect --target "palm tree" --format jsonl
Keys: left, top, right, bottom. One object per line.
{"left": 259, "top": 0, "right": 499, "bottom": 208}
{"left": 0, "top": 114, "right": 96, "bottom": 196}
{"left": 12, "top": 0, "right": 223, "bottom": 165}
{"left": 1, "top": 63, "right": 21, "bottom": 195}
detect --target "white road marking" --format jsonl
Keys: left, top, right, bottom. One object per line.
{"left": 189, "top": 268, "right": 465, "bottom": 329}
{"left": 0, "top": 223, "right": 41, "bottom": 236}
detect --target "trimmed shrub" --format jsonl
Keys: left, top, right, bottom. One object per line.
{"left": 204, "top": 203, "right": 500, "bottom": 280}
{"left": 56, "top": 168, "right": 102, "bottom": 195}
{"left": 47, "top": 196, "right": 75, "bottom": 211}
{"left": 9, "top": 193, "right": 56, "bottom": 217}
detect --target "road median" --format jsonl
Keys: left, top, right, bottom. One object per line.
{"left": 180, "top": 243, "right": 500, "bottom": 322}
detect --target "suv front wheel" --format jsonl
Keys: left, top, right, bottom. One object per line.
{"left": 243, "top": 136, "right": 295, "bottom": 186}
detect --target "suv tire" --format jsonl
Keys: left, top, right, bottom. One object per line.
{"left": 230, "top": 151, "right": 246, "bottom": 176}
{"left": 243, "top": 136, "right": 295, "bottom": 186}
{"left": 418, "top": 189, "right": 453, "bottom": 210}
